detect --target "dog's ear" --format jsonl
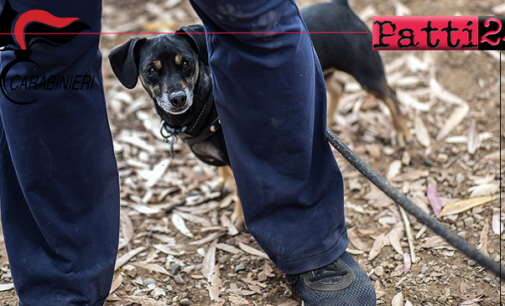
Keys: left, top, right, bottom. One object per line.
{"left": 108, "top": 37, "right": 146, "bottom": 89}
{"left": 176, "top": 24, "right": 209, "bottom": 66}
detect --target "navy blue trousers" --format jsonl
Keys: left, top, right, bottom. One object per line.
{"left": 189, "top": 0, "right": 349, "bottom": 273}
{"left": 0, "top": 1, "right": 119, "bottom": 305}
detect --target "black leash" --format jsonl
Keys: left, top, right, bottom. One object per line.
{"left": 326, "top": 128, "right": 505, "bottom": 280}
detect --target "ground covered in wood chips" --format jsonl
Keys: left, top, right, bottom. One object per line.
{"left": 0, "top": 0, "right": 504, "bottom": 305}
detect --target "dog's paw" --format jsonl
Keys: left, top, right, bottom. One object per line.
{"left": 231, "top": 207, "right": 246, "bottom": 231}
{"left": 391, "top": 129, "right": 412, "bottom": 148}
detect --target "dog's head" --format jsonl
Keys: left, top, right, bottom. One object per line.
{"left": 108, "top": 24, "right": 208, "bottom": 115}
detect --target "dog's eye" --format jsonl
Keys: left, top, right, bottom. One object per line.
{"left": 146, "top": 67, "right": 157, "bottom": 76}
{"left": 182, "top": 61, "right": 192, "bottom": 69}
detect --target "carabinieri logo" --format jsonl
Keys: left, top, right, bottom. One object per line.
{"left": 0, "top": 0, "right": 91, "bottom": 105}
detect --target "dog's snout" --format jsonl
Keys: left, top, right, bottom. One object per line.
{"left": 169, "top": 91, "right": 187, "bottom": 107}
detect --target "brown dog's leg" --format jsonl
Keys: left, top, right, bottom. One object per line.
{"left": 369, "top": 80, "right": 411, "bottom": 147}
{"left": 218, "top": 166, "right": 245, "bottom": 230}
{"left": 325, "top": 73, "right": 345, "bottom": 126}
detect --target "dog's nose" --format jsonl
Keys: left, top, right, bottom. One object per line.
{"left": 169, "top": 91, "right": 187, "bottom": 107}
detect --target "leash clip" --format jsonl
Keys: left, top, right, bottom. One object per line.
{"left": 160, "top": 120, "right": 186, "bottom": 158}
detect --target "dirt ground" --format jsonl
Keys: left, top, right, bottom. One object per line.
{"left": 0, "top": 0, "right": 504, "bottom": 305}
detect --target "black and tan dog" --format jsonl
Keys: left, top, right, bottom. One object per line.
{"left": 109, "top": 0, "right": 411, "bottom": 230}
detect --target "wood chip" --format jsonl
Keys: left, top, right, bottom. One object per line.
{"left": 239, "top": 243, "right": 269, "bottom": 259}
{"left": 439, "top": 196, "right": 494, "bottom": 217}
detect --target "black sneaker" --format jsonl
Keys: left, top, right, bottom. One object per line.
{"left": 285, "top": 251, "right": 376, "bottom": 306}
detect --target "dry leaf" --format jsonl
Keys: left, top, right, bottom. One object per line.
{"left": 172, "top": 213, "right": 194, "bottom": 238}
{"left": 436, "top": 104, "right": 469, "bottom": 141}
{"left": 0, "top": 283, "right": 14, "bottom": 292}
{"left": 388, "top": 227, "right": 404, "bottom": 255}
{"left": 189, "top": 232, "right": 224, "bottom": 246}
{"left": 460, "top": 278, "right": 471, "bottom": 295}
{"left": 131, "top": 262, "right": 170, "bottom": 275}
{"left": 414, "top": 114, "right": 431, "bottom": 147}
{"left": 207, "top": 273, "right": 222, "bottom": 302}
{"left": 477, "top": 223, "right": 490, "bottom": 257}
{"left": 419, "top": 236, "right": 454, "bottom": 250}
{"left": 239, "top": 242, "right": 269, "bottom": 259}
{"left": 387, "top": 160, "right": 402, "bottom": 180}
{"left": 468, "top": 183, "right": 499, "bottom": 198}
{"left": 459, "top": 297, "right": 483, "bottom": 305}
{"left": 131, "top": 204, "right": 162, "bottom": 215}
{"left": 429, "top": 70, "right": 466, "bottom": 105}
{"left": 175, "top": 211, "right": 212, "bottom": 227}
{"left": 119, "top": 210, "right": 134, "bottom": 249}
{"left": 492, "top": 213, "right": 504, "bottom": 235}
{"left": 109, "top": 274, "right": 123, "bottom": 294}
{"left": 263, "top": 262, "right": 275, "bottom": 278}
{"left": 403, "top": 253, "right": 411, "bottom": 275}
{"left": 391, "top": 292, "right": 404, "bottom": 306}
{"left": 427, "top": 185, "right": 442, "bottom": 217}
{"left": 202, "top": 240, "right": 217, "bottom": 281}
{"left": 467, "top": 120, "right": 480, "bottom": 155}
{"left": 439, "top": 196, "right": 494, "bottom": 217}
{"left": 115, "top": 247, "right": 145, "bottom": 270}
{"left": 153, "top": 244, "right": 183, "bottom": 256}
{"left": 216, "top": 243, "right": 243, "bottom": 255}
{"left": 368, "top": 233, "right": 385, "bottom": 260}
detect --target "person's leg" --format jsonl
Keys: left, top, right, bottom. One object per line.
{"left": 189, "top": 0, "right": 345, "bottom": 273}
{"left": 188, "top": 1, "right": 375, "bottom": 304}
{"left": 0, "top": 1, "right": 119, "bottom": 305}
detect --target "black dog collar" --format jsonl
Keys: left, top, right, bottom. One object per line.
{"left": 159, "top": 94, "right": 221, "bottom": 157}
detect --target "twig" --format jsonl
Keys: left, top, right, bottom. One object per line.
{"left": 399, "top": 206, "right": 416, "bottom": 263}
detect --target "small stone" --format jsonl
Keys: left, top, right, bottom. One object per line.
{"left": 394, "top": 254, "right": 403, "bottom": 261}
{"left": 457, "top": 231, "right": 466, "bottom": 238}
{"left": 374, "top": 266, "right": 385, "bottom": 277}
{"left": 431, "top": 249, "right": 438, "bottom": 256}
{"left": 143, "top": 278, "right": 155, "bottom": 286}
{"left": 258, "top": 271, "right": 268, "bottom": 282}
{"left": 180, "top": 298, "right": 190, "bottom": 306}
{"left": 437, "top": 296, "right": 447, "bottom": 303}
{"left": 174, "top": 275, "right": 185, "bottom": 284}
{"left": 468, "top": 260, "right": 477, "bottom": 266}
{"left": 456, "top": 173, "right": 465, "bottom": 183}
{"left": 483, "top": 277, "right": 492, "bottom": 283}
{"left": 235, "top": 263, "right": 246, "bottom": 273}
{"left": 494, "top": 255, "right": 501, "bottom": 262}
{"left": 424, "top": 158, "right": 433, "bottom": 167}
{"left": 171, "top": 263, "right": 182, "bottom": 273}
{"left": 464, "top": 217, "right": 474, "bottom": 228}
